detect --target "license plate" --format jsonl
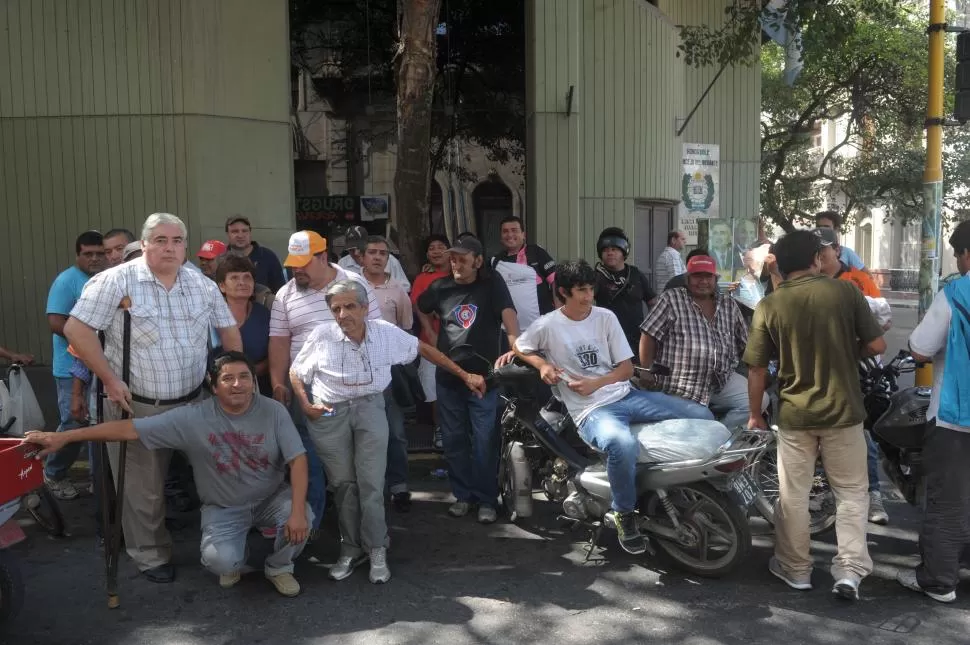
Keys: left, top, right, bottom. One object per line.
{"left": 729, "top": 471, "right": 759, "bottom": 508}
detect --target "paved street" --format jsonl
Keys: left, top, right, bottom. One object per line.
{"left": 9, "top": 304, "right": 970, "bottom": 645}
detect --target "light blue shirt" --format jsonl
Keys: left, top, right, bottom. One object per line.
{"left": 46, "top": 266, "right": 92, "bottom": 378}
{"left": 839, "top": 246, "right": 865, "bottom": 270}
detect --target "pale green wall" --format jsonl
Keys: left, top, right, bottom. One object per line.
{"left": 0, "top": 0, "right": 293, "bottom": 363}
{"left": 526, "top": 0, "right": 761, "bottom": 262}
{"left": 661, "top": 1, "right": 762, "bottom": 224}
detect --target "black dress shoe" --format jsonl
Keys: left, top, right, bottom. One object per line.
{"left": 142, "top": 563, "right": 176, "bottom": 583}
{"left": 391, "top": 492, "right": 412, "bottom": 512}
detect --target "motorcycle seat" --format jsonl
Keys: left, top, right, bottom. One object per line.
{"left": 634, "top": 419, "right": 732, "bottom": 464}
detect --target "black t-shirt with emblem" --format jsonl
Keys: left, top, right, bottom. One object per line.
{"left": 417, "top": 273, "right": 515, "bottom": 386}
{"left": 593, "top": 263, "right": 656, "bottom": 357}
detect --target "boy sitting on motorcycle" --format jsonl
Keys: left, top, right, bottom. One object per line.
{"left": 514, "top": 260, "right": 714, "bottom": 555}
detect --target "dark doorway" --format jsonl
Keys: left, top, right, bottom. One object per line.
{"left": 473, "top": 178, "right": 514, "bottom": 260}
{"left": 632, "top": 201, "right": 675, "bottom": 291}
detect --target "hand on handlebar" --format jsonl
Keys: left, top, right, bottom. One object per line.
{"left": 747, "top": 414, "right": 767, "bottom": 431}
{"left": 494, "top": 351, "right": 516, "bottom": 369}
{"left": 463, "top": 373, "right": 487, "bottom": 398}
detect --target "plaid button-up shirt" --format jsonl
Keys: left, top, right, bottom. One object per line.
{"left": 639, "top": 288, "right": 747, "bottom": 405}
{"left": 70, "top": 258, "right": 236, "bottom": 400}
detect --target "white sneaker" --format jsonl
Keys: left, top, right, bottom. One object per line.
{"left": 477, "top": 506, "right": 498, "bottom": 524}
{"left": 44, "top": 476, "right": 79, "bottom": 501}
{"left": 329, "top": 553, "right": 368, "bottom": 581}
{"left": 832, "top": 577, "right": 860, "bottom": 601}
{"left": 896, "top": 568, "right": 957, "bottom": 603}
{"left": 768, "top": 556, "right": 812, "bottom": 590}
{"left": 448, "top": 501, "right": 471, "bottom": 517}
{"left": 219, "top": 571, "right": 241, "bottom": 589}
{"left": 868, "top": 491, "right": 889, "bottom": 525}
{"left": 369, "top": 547, "right": 391, "bottom": 584}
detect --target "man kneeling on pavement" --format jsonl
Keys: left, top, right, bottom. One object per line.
{"left": 24, "top": 351, "right": 312, "bottom": 598}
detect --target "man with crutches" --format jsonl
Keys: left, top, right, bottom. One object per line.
{"left": 66, "top": 213, "right": 241, "bottom": 588}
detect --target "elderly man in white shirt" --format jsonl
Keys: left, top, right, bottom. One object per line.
{"left": 65, "top": 212, "right": 242, "bottom": 583}
{"left": 290, "top": 279, "right": 484, "bottom": 585}
{"left": 268, "top": 230, "right": 382, "bottom": 532}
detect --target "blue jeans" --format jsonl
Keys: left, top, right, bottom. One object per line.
{"left": 44, "top": 377, "right": 83, "bottom": 481}
{"left": 579, "top": 390, "right": 715, "bottom": 513}
{"left": 866, "top": 430, "right": 880, "bottom": 493}
{"left": 384, "top": 387, "right": 409, "bottom": 494}
{"left": 288, "top": 394, "right": 327, "bottom": 530}
{"left": 436, "top": 381, "right": 500, "bottom": 507}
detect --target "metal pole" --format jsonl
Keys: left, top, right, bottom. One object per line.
{"left": 917, "top": 0, "right": 946, "bottom": 387}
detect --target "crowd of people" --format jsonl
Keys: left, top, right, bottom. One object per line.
{"left": 10, "top": 209, "right": 970, "bottom": 605}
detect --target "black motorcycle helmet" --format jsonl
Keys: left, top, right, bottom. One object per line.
{"left": 597, "top": 227, "right": 630, "bottom": 258}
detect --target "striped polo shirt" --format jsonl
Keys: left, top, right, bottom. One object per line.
{"left": 269, "top": 265, "right": 381, "bottom": 361}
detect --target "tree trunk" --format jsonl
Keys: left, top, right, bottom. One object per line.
{"left": 394, "top": 0, "right": 442, "bottom": 275}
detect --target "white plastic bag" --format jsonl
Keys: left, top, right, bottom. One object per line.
{"left": 1, "top": 367, "right": 46, "bottom": 437}
{"left": 866, "top": 296, "right": 893, "bottom": 328}
{"left": 635, "top": 419, "right": 732, "bottom": 463}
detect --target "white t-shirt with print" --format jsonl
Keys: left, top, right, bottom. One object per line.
{"left": 493, "top": 260, "right": 541, "bottom": 332}
{"left": 515, "top": 306, "right": 633, "bottom": 424}
{"left": 909, "top": 287, "right": 968, "bottom": 432}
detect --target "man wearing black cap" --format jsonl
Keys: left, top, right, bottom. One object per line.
{"left": 338, "top": 225, "right": 411, "bottom": 292}
{"left": 416, "top": 237, "right": 518, "bottom": 524}
{"left": 226, "top": 216, "right": 286, "bottom": 292}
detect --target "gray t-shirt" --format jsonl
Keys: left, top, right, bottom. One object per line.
{"left": 133, "top": 395, "right": 306, "bottom": 507}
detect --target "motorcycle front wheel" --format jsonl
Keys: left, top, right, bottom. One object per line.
{"left": 639, "top": 482, "right": 751, "bottom": 578}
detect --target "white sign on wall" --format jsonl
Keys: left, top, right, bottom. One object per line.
{"left": 679, "top": 214, "right": 700, "bottom": 245}
{"left": 678, "top": 144, "right": 720, "bottom": 235}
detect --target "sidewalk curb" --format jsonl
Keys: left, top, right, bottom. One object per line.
{"left": 888, "top": 300, "right": 918, "bottom": 310}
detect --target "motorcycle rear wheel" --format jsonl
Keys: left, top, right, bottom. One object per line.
{"left": 753, "top": 448, "right": 837, "bottom": 537}
{"left": 0, "top": 549, "right": 25, "bottom": 626}
{"left": 639, "top": 482, "right": 751, "bottom": 578}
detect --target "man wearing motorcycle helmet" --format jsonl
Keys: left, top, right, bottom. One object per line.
{"left": 898, "top": 219, "right": 970, "bottom": 603}
{"left": 593, "top": 228, "right": 657, "bottom": 359}
{"left": 515, "top": 260, "right": 713, "bottom": 556}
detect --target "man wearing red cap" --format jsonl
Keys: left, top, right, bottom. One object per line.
{"left": 197, "top": 240, "right": 228, "bottom": 279}
{"left": 639, "top": 254, "right": 754, "bottom": 429}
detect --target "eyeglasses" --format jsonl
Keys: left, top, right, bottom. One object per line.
{"left": 341, "top": 343, "right": 374, "bottom": 387}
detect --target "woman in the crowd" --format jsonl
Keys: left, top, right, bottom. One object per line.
{"left": 214, "top": 255, "right": 272, "bottom": 394}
